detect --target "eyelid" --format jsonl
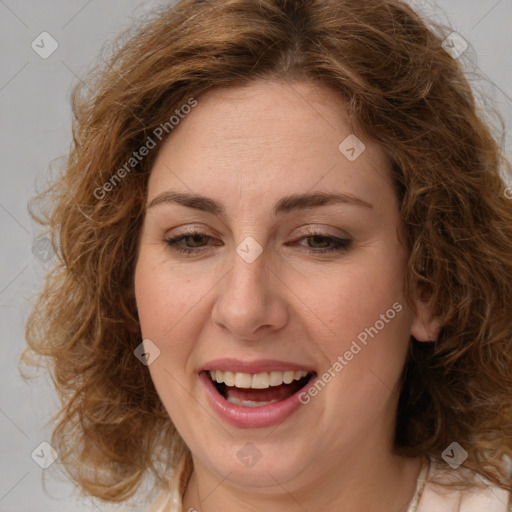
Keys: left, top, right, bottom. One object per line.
{"left": 165, "top": 224, "right": 350, "bottom": 240}
{"left": 295, "top": 225, "right": 351, "bottom": 238}
{"left": 163, "top": 225, "right": 353, "bottom": 256}
{"left": 165, "top": 224, "right": 213, "bottom": 237}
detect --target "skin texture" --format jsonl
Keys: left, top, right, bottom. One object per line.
{"left": 134, "top": 80, "right": 440, "bottom": 511}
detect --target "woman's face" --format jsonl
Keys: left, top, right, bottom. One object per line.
{"left": 134, "top": 80, "right": 433, "bottom": 490}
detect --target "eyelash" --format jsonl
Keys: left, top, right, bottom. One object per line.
{"left": 164, "top": 228, "right": 352, "bottom": 255}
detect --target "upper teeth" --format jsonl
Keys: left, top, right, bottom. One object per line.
{"left": 209, "top": 370, "right": 309, "bottom": 389}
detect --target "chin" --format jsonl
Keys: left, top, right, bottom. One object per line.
{"left": 192, "top": 438, "right": 314, "bottom": 490}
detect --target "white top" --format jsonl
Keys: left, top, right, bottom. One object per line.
{"left": 148, "top": 455, "right": 512, "bottom": 512}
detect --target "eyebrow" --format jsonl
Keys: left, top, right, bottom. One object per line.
{"left": 146, "top": 190, "right": 373, "bottom": 216}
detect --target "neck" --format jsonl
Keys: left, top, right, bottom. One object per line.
{"left": 182, "top": 448, "right": 425, "bottom": 512}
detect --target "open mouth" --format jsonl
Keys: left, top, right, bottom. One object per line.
{"left": 205, "top": 369, "right": 314, "bottom": 408}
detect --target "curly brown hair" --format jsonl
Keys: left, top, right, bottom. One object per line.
{"left": 23, "top": 0, "right": 512, "bottom": 503}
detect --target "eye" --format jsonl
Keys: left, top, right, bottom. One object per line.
{"left": 294, "top": 233, "right": 352, "bottom": 253}
{"left": 164, "top": 228, "right": 353, "bottom": 255}
{"left": 164, "top": 228, "right": 214, "bottom": 255}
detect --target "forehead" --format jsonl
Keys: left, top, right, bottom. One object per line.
{"left": 147, "top": 80, "right": 394, "bottom": 214}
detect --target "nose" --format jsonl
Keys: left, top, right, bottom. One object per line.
{"left": 210, "top": 244, "right": 288, "bottom": 342}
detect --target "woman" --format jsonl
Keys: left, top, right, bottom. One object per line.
{"left": 23, "top": 0, "right": 512, "bottom": 510}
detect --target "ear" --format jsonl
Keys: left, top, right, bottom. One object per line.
{"left": 411, "top": 296, "right": 442, "bottom": 342}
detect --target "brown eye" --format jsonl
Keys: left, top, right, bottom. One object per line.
{"left": 164, "top": 230, "right": 352, "bottom": 256}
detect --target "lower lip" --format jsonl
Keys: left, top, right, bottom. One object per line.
{"left": 200, "top": 372, "right": 312, "bottom": 429}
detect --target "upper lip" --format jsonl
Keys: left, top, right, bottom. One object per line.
{"left": 200, "top": 358, "right": 316, "bottom": 374}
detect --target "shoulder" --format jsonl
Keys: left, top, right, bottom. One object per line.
{"left": 418, "top": 458, "right": 511, "bottom": 512}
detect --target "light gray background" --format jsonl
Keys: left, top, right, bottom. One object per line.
{"left": 1, "top": 1, "right": 511, "bottom": 511}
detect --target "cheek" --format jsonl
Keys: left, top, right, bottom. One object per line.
{"left": 311, "top": 247, "right": 408, "bottom": 352}
{"left": 134, "top": 253, "right": 197, "bottom": 414}
{"left": 135, "top": 249, "right": 198, "bottom": 339}
{"left": 307, "top": 244, "right": 412, "bottom": 414}
{"left": 134, "top": 248, "right": 216, "bottom": 381}
{"left": 134, "top": 258, "right": 169, "bottom": 339}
